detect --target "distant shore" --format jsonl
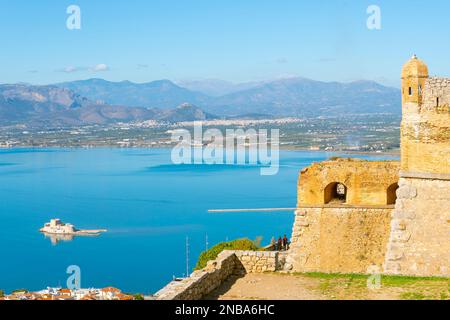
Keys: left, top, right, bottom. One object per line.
{"left": 0, "top": 145, "right": 401, "bottom": 157}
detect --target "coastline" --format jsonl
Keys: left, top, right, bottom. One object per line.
{"left": 0, "top": 145, "right": 401, "bottom": 157}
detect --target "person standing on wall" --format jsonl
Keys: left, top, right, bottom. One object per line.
{"left": 277, "top": 237, "right": 283, "bottom": 251}
{"left": 283, "top": 235, "right": 289, "bottom": 251}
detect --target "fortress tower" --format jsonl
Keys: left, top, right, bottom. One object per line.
{"left": 285, "top": 55, "right": 448, "bottom": 277}
{"left": 384, "top": 55, "right": 450, "bottom": 276}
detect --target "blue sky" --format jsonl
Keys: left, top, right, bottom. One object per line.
{"left": 0, "top": 0, "right": 449, "bottom": 87}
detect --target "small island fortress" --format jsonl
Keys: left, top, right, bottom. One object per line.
{"left": 40, "top": 219, "right": 107, "bottom": 236}
{"left": 155, "top": 56, "right": 449, "bottom": 300}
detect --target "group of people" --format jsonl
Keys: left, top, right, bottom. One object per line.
{"left": 271, "top": 235, "right": 290, "bottom": 251}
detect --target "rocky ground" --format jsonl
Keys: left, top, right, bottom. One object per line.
{"left": 205, "top": 272, "right": 450, "bottom": 300}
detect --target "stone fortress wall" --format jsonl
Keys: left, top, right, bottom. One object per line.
{"left": 296, "top": 159, "right": 400, "bottom": 206}
{"left": 287, "top": 207, "right": 393, "bottom": 274}
{"left": 384, "top": 177, "right": 450, "bottom": 276}
{"left": 155, "top": 250, "right": 286, "bottom": 300}
{"left": 285, "top": 159, "right": 399, "bottom": 274}
{"left": 384, "top": 56, "right": 450, "bottom": 277}
{"left": 287, "top": 56, "right": 449, "bottom": 277}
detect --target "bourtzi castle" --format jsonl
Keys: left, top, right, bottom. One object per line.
{"left": 156, "top": 56, "right": 449, "bottom": 299}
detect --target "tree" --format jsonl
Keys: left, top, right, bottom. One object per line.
{"left": 194, "top": 238, "right": 259, "bottom": 270}
{"left": 133, "top": 294, "right": 144, "bottom": 300}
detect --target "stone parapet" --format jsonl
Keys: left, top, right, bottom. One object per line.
{"left": 155, "top": 250, "right": 285, "bottom": 300}
{"left": 233, "top": 250, "right": 283, "bottom": 274}
{"left": 155, "top": 251, "right": 238, "bottom": 300}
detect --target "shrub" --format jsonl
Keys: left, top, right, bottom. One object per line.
{"left": 133, "top": 293, "right": 144, "bottom": 300}
{"left": 0, "top": 290, "right": 4, "bottom": 298}
{"left": 194, "top": 238, "right": 259, "bottom": 271}
{"left": 12, "top": 289, "right": 28, "bottom": 294}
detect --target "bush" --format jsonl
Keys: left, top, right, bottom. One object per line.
{"left": 12, "top": 289, "right": 28, "bottom": 294}
{"left": 194, "top": 238, "right": 259, "bottom": 271}
{"left": 133, "top": 294, "right": 144, "bottom": 300}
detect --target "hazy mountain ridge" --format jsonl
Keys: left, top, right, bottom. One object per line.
{"left": 207, "top": 78, "right": 401, "bottom": 116}
{"left": 0, "top": 84, "right": 215, "bottom": 127}
{"left": 58, "top": 78, "right": 209, "bottom": 108}
{"left": 57, "top": 77, "right": 401, "bottom": 116}
{"left": 174, "top": 79, "right": 264, "bottom": 97}
{"left": 0, "top": 77, "right": 401, "bottom": 127}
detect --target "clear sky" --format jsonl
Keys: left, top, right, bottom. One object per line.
{"left": 0, "top": 0, "right": 449, "bottom": 87}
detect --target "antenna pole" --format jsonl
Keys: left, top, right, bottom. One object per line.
{"left": 186, "top": 236, "right": 190, "bottom": 278}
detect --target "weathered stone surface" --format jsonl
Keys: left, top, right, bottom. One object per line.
{"left": 401, "top": 72, "right": 450, "bottom": 175}
{"left": 297, "top": 158, "right": 400, "bottom": 206}
{"left": 286, "top": 207, "right": 392, "bottom": 274}
{"left": 384, "top": 178, "right": 450, "bottom": 277}
{"left": 396, "top": 185, "right": 417, "bottom": 199}
{"left": 154, "top": 250, "right": 284, "bottom": 300}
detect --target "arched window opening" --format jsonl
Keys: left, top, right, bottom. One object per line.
{"left": 387, "top": 183, "right": 399, "bottom": 205}
{"left": 408, "top": 87, "right": 413, "bottom": 96}
{"left": 324, "top": 182, "right": 347, "bottom": 204}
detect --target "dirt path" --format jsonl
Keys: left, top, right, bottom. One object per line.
{"left": 205, "top": 273, "right": 450, "bottom": 300}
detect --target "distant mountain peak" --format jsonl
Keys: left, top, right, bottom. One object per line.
{"left": 177, "top": 102, "right": 196, "bottom": 109}
{"left": 57, "top": 79, "right": 209, "bottom": 109}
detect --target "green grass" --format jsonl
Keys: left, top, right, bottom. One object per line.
{"left": 400, "top": 292, "right": 427, "bottom": 300}
{"left": 194, "top": 238, "right": 259, "bottom": 270}
{"left": 381, "top": 275, "right": 448, "bottom": 286}
{"left": 299, "top": 272, "right": 448, "bottom": 285}
{"left": 286, "top": 271, "right": 449, "bottom": 300}
{"left": 247, "top": 271, "right": 448, "bottom": 300}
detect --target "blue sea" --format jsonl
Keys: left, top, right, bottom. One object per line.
{"left": 0, "top": 148, "right": 398, "bottom": 294}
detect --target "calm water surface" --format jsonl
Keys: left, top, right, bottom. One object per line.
{"left": 0, "top": 148, "right": 398, "bottom": 294}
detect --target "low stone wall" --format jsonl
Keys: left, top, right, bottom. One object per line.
{"left": 155, "top": 250, "right": 285, "bottom": 300}
{"left": 234, "top": 250, "right": 285, "bottom": 274}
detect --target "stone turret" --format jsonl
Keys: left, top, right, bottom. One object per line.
{"left": 401, "top": 54, "right": 428, "bottom": 106}
{"left": 400, "top": 55, "right": 450, "bottom": 176}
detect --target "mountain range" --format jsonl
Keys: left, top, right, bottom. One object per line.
{"left": 0, "top": 84, "right": 213, "bottom": 127}
{"left": 0, "top": 77, "right": 401, "bottom": 127}
{"left": 174, "top": 79, "right": 264, "bottom": 97}
{"left": 58, "top": 77, "right": 401, "bottom": 116}
{"left": 58, "top": 79, "right": 209, "bottom": 109}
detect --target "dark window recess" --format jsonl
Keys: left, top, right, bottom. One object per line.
{"left": 324, "top": 182, "right": 347, "bottom": 204}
